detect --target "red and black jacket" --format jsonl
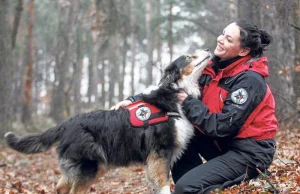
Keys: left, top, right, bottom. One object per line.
{"left": 181, "top": 55, "right": 278, "bottom": 141}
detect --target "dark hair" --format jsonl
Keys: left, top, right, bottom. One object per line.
{"left": 235, "top": 19, "right": 273, "bottom": 57}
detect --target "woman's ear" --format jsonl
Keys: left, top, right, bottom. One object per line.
{"left": 238, "top": 48, "right": 250, "bottom": 57}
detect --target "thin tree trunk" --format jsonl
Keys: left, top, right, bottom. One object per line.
{"left": 11, "top": 0, "right": 23, "bottom": 49}
{"left": 168, "top": 2, "right": 173, "bottom": 62}
{"left": 87, "top": 33, "right": 97, "bottom": 107}
{"left": 100, "top": 59, "right": 106, "bottom": 108}
{"left": 119, "top": 37, "right": 127, "bottom": 101}
{"left": 156, "top": 0, "right": 163, "bottom": 76}
{"left": 50, "top": 0, "right": 74, "bottom": 123}
{"left": 237, "top": 0, "right": 253, "bottom": 20}
{"left": 0, "top": 0, "right": 14, "bottom": 139}
{"left": 130, "top": 0, "right": 136, "bottom": 95}
{"left": 119, "top": 1, "right": 130, "bottom": 101}
{"left": 292, "top": 0, "right": 300, "bottom": 100}
{"left": 108, "top": 34, "right": 120, "bottom": 108}
{"left": 21, "top": 0, "right": 35, "bottom": 124}
{"left": 145, "top": 0, "right": 153, "bottom": 86}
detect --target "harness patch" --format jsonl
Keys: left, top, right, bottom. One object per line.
{"left": 126, "top": 101, "right": 169, "bottom": 127}
{"left": 136, "top": 106, "right": 151, "bottom": 121}
{"left": 231, "top": 88, "right": 248, "bottom": 104}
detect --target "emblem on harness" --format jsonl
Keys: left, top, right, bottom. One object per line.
{"left": 231, "top": 88, "right": 248, "bottom": 104}
{"left": 136, "top": 107, "right": 151, "bottom": 121}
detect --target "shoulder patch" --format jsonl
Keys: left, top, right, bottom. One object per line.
{"left": 231, "top": 88, "right": 248, "bottom": 104}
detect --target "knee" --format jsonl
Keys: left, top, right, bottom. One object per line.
{"left": 173, "top": 178, "right": 206, "bottom": 194}
{"left": 173, "top": 178, "right": 199, "bottom": 194}
{"left": 173, "top": 178, "right": 187, "bottom": 194}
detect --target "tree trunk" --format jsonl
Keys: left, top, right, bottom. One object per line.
{"left": 21, "top": 0, "right": 35, "bottom": 124}
{"left": 119, "top": 1, "right": 130, "bottom": 101}
{"left": 100, "top": 59, "right": 106, "bottom": 108}
{"left": 108, "top": 34, "right": 120, "bottom": 108}
{"left": 130, "top": 0, "right": 136, "bottom": 95}
{"left": 50, "top": 0, "right": 75, "bottom": 123}
{"left": 156, "top": 0, "right": 163, "bottom": 76}
{"left": 145, "top": 0, "right": 153, "bottom": 86}
{"left": 0, "top": 0, "right": 14, "bottom": 140}
{"left": 260, "top": 0, "right": 295, "bottom": 121}
{"left": 237, "top": 0, "right": 253, "bottom": 20}
{"left": 87, "top": 33, "right": 98, "bottom": 107}
{"left": 168, "top": 2, "right": 173, "bottom": 63}
{"left": 292, "top": 0, "right": 300, "bottom": 100}
{"left": 11, "top": 0, "right": 23, "bottom": 49}
{"left": 94, "top": 0, "right": 108, "bottom": 107}
{"left": 107, "top": 0, "right": 120, "bottom": 108}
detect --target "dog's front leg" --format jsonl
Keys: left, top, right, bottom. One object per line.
{"left": 146, "top": 152, "right": 171, "bottom": 194}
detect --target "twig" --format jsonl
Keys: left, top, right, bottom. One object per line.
{"left": 277, "top": 157, "right": 300, "bottom": 165}
{"left": 242, "top": 165, "right": 249, "bottom": 182}
{"left": 0, "top": 164, "right": 7, "bottom": 167}
{"left": 256, "top": 168, "right": 279, "bottom": 194}
{"left": 289, "top": 22, "right": 300, "bottom": 32}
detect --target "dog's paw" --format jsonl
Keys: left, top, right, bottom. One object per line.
{"left": 158, "top": 186, "right": 171, "bottom": 194}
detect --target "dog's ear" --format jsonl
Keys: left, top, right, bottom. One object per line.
{"left": 159, "top": 68, "right": 180, "bottom": 85}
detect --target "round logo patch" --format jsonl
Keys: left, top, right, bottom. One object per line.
{"left": 231, "top": 88, "right": 248, "bottom": 104}
{"left": 136, "top": 107, "right": 151, "bottom": 121}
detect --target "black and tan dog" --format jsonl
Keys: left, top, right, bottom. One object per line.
{"left": 5, "top": 50, "right": 211, "bottom": 194}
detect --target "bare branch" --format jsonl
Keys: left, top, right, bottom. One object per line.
{"left": 289, "top": 22, "right": 300, "bottom": 32}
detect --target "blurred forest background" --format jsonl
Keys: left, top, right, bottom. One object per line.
{"left": 0, "top": 0, "right": 299, "bottom": 138}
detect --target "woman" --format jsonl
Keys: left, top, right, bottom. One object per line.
{"left": 172, "top": 20, "right": 277, "bottom": 193}
{"left": 112, "top": 19, "right": 277, "bottom": 193}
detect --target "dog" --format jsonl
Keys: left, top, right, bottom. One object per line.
{"left": 5, "top": 50, "right": 211, "bottom": 194}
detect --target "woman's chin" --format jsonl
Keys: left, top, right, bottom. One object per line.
{"left": 214, "top": 50, "right": 224, "bottom": 58}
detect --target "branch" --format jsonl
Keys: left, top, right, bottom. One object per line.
{"left": 289, "top": 22, "right": 300, "bottom": 32}
{"left": 256, "top": 168, "right": 279, "bottom": 193}
{"left": 272, "top": 90, "right": 298, "bottom": 110}
{"left": 277, "top": 156, "right": 300, "bottom": 165}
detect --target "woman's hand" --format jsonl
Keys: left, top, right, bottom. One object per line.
{"left": 110, "top": 100, "right": 132, "bottom": 110}
{"left": 177, "top": 90, "right": 188, "bottom": 104}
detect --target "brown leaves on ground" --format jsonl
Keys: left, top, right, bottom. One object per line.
{"left": 0, "top": 126, "right": 299, "bottom": 194}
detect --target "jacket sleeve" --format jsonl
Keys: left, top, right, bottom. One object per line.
{"left": 181, "top": 71, "right": 266, "bottom": 138}
{"left": 126, "top": 93, "right": 142, "bottom": 102}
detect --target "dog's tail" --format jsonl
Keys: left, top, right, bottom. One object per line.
{"left": 4, "top": 125, "right": 64, "bottom": 154}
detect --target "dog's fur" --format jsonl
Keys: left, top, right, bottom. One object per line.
{"left": 5, "top": 50, "right": 211, "bottom": 194}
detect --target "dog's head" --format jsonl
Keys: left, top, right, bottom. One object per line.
{"left": 159, "top": 50, "right": 211, "bottom": 98}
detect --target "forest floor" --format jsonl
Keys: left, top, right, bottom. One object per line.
{"left": 0, "top": 126, "right": 299, "bottom": 194}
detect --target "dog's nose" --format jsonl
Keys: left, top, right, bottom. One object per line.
{"left": 204, "top": 48, "right": 210, "bottom": 51}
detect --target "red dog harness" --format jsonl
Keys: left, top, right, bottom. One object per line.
{"left": 126, "top": 101, "right": 179, "bottom": 128}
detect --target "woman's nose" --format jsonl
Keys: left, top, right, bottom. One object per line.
{"left": 217, "top": 35, "right": 224, "bottom": 43}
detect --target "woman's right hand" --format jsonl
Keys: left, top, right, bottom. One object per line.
{"left": 110, "top": 100, "right": 132, "bottom": 110}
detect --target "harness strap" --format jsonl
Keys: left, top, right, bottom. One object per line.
{"left": 167, "top": 112, "right": 181, "bottom": 117}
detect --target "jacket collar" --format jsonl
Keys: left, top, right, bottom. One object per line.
{"left": 203, "top": 55, "right": 269, "bottom": 79}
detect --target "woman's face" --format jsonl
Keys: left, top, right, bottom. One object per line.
{"left": 214, "top": 23, "right": 248, "bottom": 60}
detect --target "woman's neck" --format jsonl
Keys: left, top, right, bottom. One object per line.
{"left": 211, "top": 55, "right": 242, "bottom": 73}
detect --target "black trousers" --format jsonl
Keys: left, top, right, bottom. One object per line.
{"left": 172, "top": 129, "right": 275, "bottom": 194}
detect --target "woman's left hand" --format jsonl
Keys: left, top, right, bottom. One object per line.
{"left": 177, "top": 90, "right": 188, "bottom": 104}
